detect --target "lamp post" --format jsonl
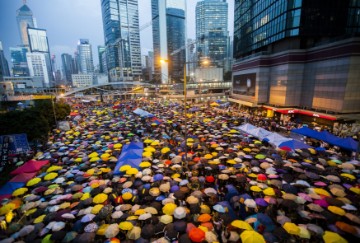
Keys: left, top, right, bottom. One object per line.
{"left": 50, "top": 93, "right": 58, "bottom": 128}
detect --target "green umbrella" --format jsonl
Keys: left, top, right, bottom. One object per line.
{"left": 255, "top": 154, "right": 266, "bottom": 160}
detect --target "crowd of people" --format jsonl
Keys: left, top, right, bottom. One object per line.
{"left": 0, "top": 99, "right": 359, "bottom": 243}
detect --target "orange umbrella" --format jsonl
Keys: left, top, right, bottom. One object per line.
{"left": 197, "top": 213, "right": 212, "bottom": 223}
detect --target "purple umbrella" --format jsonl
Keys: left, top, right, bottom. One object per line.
{"left": 255, "top": 198, "right": 268, "bottom": 207}
{"left": 314, "top": 199, "right": 329, "bottom": 208}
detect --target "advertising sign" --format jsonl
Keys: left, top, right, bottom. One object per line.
{"left": 0, "top": 134, "right": 30, "bottom": 155}
{"left": 233, "top": 73, "right": 256, "bottom": 96}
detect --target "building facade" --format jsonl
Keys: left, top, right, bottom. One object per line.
{"left": 71, "top": 74, "right": 94, "bottom": 88}
{"left": 77, "top": 39, "right": 94, "bottom": 74}
{"left": 101, "top": 0, "right": 142, "bottom": 82}
{"left": 231, "top": 0, "right": 360, "bottom": 117}
{"left": 152, "top": 0, "right": 186, "bottom": 84}
{"left": 98, "top": 45, "right": 106, "bottom": 73}
{"left": 0, "top": 41, "right": 10, "bottom": 81}
{"left": 61, "top": 53, "right": 76, "bottom": 85}
{"left": 16, "top": 3, "right": 36, "bottom": 48}
{"left": 196, "top": 0, "right": 228, "bottom": 68}
{"left": 26, "top": 52, "right": 50, "bottom": 87}
{"left": 10, "top": 47, "right": 29, "bottom": 77}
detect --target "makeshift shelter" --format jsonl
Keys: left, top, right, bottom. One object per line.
{"left": 133, "top": 108, "right": 154, "bottom": 118}
{"left": 291, "top": 127, "right": 321, "bottom": 139}
{"left": 278, "top": 140, "right": 313, "bottom": 150}
{"left": 113, "top": 142, "right": 144, "bottom": 174}
{"left": 247, "top": 127, "right": 272, "bottom": 141}
{"left": 10, "top": 160, "right": 49, "bottom": 175}
{"left": 0, "top": 181, "right": 25, "bottom": 200}
{"left": 9, "top": 172, "right": 37, "bottom": 183}
{"left": 333, "top": 137, "right": 359, "bottom": 152}
{"left": 263, "top": 133, "right": 292, "bottom": 147}
{"left": 236, "top": 123, "right": 257, "bottom": 134}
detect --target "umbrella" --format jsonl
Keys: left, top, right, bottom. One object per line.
{"left": 138, "top": 213, "right": 152, "bottom": 221}
{"left": 84, "top": 222, "right": 99, "bottom": 233}
{"left": 197, "top": 214, "right": 212, "bottom": 223}
{"left": 231, "top": 220, "right": 253, "bottom": 230}
{"left": 127, "top": 226, "right": 141, "bottom": 240}
{"left": 174, "top": 207, "right": 187, "bottom": 219}
{"left": 322, "top": 231, "right": 347, "bottom": 243}
{"left": 141, "top": 224, "right": 155, "bottom": 239}
{"left": 105, "top": 224, "right": 120, "bottom": 238}
{"left": 282, "top": 222, "right": 300, "bottom": 235}
{"left": 81, "top": 214, "right": 96, "bottom": 223}
{"left": 162, "top": 203, "right": 177, "bottom": 215}
{"left": 119, "top": 221, "right": 133, "bottom": 231}
{"left": 327, "top": 206, "right": 346, "bottom": 216}
{"left": 188, "top": 228, "right": 205, "bottom": 243}
{"left": 240, "top": 230, "right": 265, "bottom": 243}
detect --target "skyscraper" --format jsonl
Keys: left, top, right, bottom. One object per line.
{"left": 0, "top": 41, "right": 10, "bottom": 81}
{"left": 100, "top": 0, "right": 142, "bottom": 81}
{"left": 61, "top": 53, "right": 76, "bottom": 85}
{"left": 98, "top": 45, "right": 106, "bottom": 73}
{"left": 231, "top": 0, "right": 360, "bottom": 114}
{"left": 16, "top": 1, "right": 36, "bottom": 48}
{"left": 26, "top": 52, "right": 50, "bottom": 87}
{"left": 27, "top": 27, "right": 53, "bottom": 85}
{"left": 10, "top": 46, "right": 29, "bottom": 77}
{"left": 77, "top": 39, "right": 94, "bottom": 74}
{"left": 196, "top": 0, "right": 228, "bottom": 68}
{"left": 152, "top": 0, "right": 186, "bottom": 84}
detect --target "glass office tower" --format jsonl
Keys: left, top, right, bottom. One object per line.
{"left": 196, "top": 0, "right": 228, "bottom": 68}
{"left": 152, "top": 0, "right": 186, "bottom": 84}
{"left": 10, "top": 47, "right": 29, "bottom": 77}
{"left": 77, "top": 39, "right": 94, "bottom": 74}
{"left": 101, "top": 0, "right": 142, "bottom": 81}
{"left": 16, "top": 3, "right": 35, "bottom": 47}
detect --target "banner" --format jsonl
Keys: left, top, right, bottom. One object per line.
{"left": 0, "top": 134, "right": 30, "bottom": 155}
{"left": 233, "top": 73, "right": 256, "bottom": 96}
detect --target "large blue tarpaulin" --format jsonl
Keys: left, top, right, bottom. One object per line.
{"left": 113, "top": 142, "right": 144, "bottom": 175}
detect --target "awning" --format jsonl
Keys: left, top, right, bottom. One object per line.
{"left": 262, "top": 106, "right": 337, "bottom": 121}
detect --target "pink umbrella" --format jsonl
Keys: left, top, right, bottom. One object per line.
{"left": 314, "top": 199, "right": 329, "bottom": 208}
{"left": 314, "top": 181, "right": 327, "bottom": 187}
{"left": 264, "top": 196, "right": 277, "bottom": 204}
{"left": 298, "top": 193, "right": 313, "bottom": 202}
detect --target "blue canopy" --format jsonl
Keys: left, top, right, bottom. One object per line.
{"left": 113, "top": 142, "right": 144, "bottom": 175}
{"left": 317, "top": 130, "right": 341, "bottom": 144}
{"left": 278, "top": 139, "right": 313, "bottom": 150}
{"left": 133, "top": 108, "right": 154, "bottom": 118}
{"left": 333, "top": 137, "right": 359, "bottom": 152}
{"left": 291, "top": 127, "right": 321, "bottom": 139}
{"left": 0, "top": 181, "right": 25, "bottom": 196}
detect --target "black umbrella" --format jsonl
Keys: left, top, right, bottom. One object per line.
{"left": 73, "top": 232, "right": 96, "bottom": 243}
{"left": 282, "top": 184, "right": 298, "bottom": 194}
{"left": 51, "top": 230, "right": 67, "bottom": 241}
{"left": 173, "top": 220, "right": 187, "bottom": 233}
{"left": 154, "top": 222, "right": 165, "bottom": 236}
{"left": 98, "top": 205, "right": 113, "bottom": 219}
{"left": 165, "top": 227, "right": 179, "bottom": 242}
{"left": 141, "top": 224, "right": 155, "bottom": 239}
{"left": 174, "top": 190, "right": 186, "bottom": 200}
{"left": 179, "top": 233, "right": 192, "bottom": 243}
{"left": 43, "top": 212, "right": 57, "bottom": 224}
{"left": 325, "top": 197, "right": 345, "bottom": 207}
{"left": 281, "top": 199, "right": 298, "bottom": 210}
{"left": 273, "top": 226, "right": 290, "bottom": 240}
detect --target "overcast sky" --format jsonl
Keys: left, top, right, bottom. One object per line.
{"left": 0, "top": 0, "right": 234, "bottom": 69}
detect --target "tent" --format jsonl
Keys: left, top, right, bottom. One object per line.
{"left": 291, "top": 127, "right": 321, "bottom": 139}
{"left": 9, "top": 172, "right": 37, "bottom": 183}
{"left": 278, "top": 139, "right": 313, "bottom": 150}
{"left": 247, "top": 127, "right": 272, "bottom": 141}
{"left": 236, "top": 123, "right": 257, "bottom": 134}
{"left": 333, "top": 137, "right": 359, "bottom": 152}
{"left": 317, "top": 131, "right": 341, "bottom": 144}
{"left": 0, "top": 181, "right": 25, "bottom": 200}
{"left": 113, "top": 142, "right": 144, "bottom": 175}
{"left": 263, "top": 133, "right": 292, "bottom": 147}
{"left": 133, "top": 108, "right": 154, "bottom": 118}
{"left": 11, "top": 160, "right": 49, "bottom": 175}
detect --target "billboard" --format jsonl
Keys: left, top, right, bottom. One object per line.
{"left": 233, "top": 73, "right": 256, "bottom": 96}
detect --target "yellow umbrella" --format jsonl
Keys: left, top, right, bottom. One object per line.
{"left": 34, "top": 214, "right": 46, "bottom": 224}
{"left": 283, "top": 222, "right": 300, "bottom": 235}
{"left": 120, "top": 165, "right": 132, "bottom": 172}
{"left": 44, "top": 172, "right": 58, "bottom": 181}
{"left": 114, "top": 143, "right": 123, "bottom": 149}
{"left": 100, "top": 167, "right": 111, "bottom": 173}
{"left": 5, "top": 211, "right": 15, "bottom": 223}
{"left": 122, "top": 192, "right": 133, "bottom": 200}
{"left": 323, "top": 231, "right": 347, "bottom": 243}
{"left": 144, "top": 146, "right": 156, "bottom": 152}
{"left": 204, "top": 154, "right": 213, "bottom": 160}
{"left": 231, "top": 220, "right": 253, "bottom": 231}
{"left": 150, "top": 141, "right": 160, "bottom": 146}
{"left": 25, "top": 208, "right": 37, "bottom": 216}
{"left": 93, "top": 193, "right": 108, "bottom": 204}
{"left": 313, "top": 188, "right": 331, "bottom": 197}
{"left": 211, "top": 143, "right": 219, "bottom": 148}
{"left": 74, "top": 158, "right": 82, "bottom": 163}
{"left": 44, "top": 188, "right": 56, "bottom": 195}
{"left": 59, "top": 202, "right": 71, "bottom": 209}
{"left": 96, "top": 224, "right": 109, "bottom": 235}
{"left": 86, "top": 169, "right": 95, "bottom": 176}
{"left": 240, "top": 230, "right": 265, "bottom": 243}
{"left": 142, "top": 151, "right": 153, "bottom": 158}
{"left": 250, "top": 186, "right": 262, "bottom": 192}
{"left": 247, "top": 173, "right": 257, "bottom": 178}
{"left": 90, "top": 157, "right": 100, "bottom": 162}
{"left": 46, "top": 165, "right": 62, "bottom": 173}
{"left": 327, "top": 206, "right": 346, "bottom": 216}
{"left": 139, "top": 162, "right": 151, "bottom": 168}
{"left": 126, "top": 168, "right": 138, "bottom": 175}
{"left": 143, "top": 139, "right": 153, "bottom": 144}
{"left": 12, "top": 188, "right": 28, "bottom": 197}
{"left": 101, "top": 153, "right": 110, "bottom": 161}
{"left": 243, "top": 148, "right": 251, "bottom": 152}
{"left": 134, "top": 209, "right": 146, "bottom": 215}
{"left": 350, "top": 187, "right": 360, "bottom": 194}
{"left": 340, "top": 173, "right": 356, "bottom": 180}
{"left": 263, "top": 188, "right": 275, "bottom": 196}
{"left": 81, "top": 192, "right": 91, "bottom": 201}
{"left": 0, "top": 204, "right": 16, "bottom": 216}
{"left": 26, "top": 177, "right": 42, "bottom": 187}
{"left": 88, "top": 152, "right": 99, "bottom": 158}
{"left": 227, "top": 159, "right": 236, "bottom": 165}
{"left": 162, "top": 203, "right": 177, "bottom": 215}
{"left": 119, "top": 221, "right": 134, "bottom": 231}
{"left": 127, "top": 216, "right": 138, "bottom": 221}
{"left": 91, "top": 204, "right": 104, "bottom": 214}
{"left": 161, "top": 147, "right": 171, "bottom": 154}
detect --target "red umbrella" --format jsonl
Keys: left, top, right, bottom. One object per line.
{"left": 257, "top": 174, "right": 267, "bottom": 181}
{"left": 279, "top": 146, "right": 292, "bottom": 151}
{"left": 189, "top": 228, "right": 205, "bottom": 242}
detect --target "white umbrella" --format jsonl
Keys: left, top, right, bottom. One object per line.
{"left": 138, "top": 213, "right": 152, "bottom": 220}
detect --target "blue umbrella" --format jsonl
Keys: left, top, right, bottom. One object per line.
{"left": 153, "top": 174, "right": 164, "bottom": 182}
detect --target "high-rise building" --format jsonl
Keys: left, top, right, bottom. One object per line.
{"left": 10, "top": 47, "right": 29, "bottom": 77}
{"left": 27, "top": 27, "right": 53, "bottom": 85}
{"left": 100, "top": 0, "right": 142, "bottom": 82}
{"left": 98, "top": 45, "right": 106, "bottom": 73}
{"left": 152, "top": 0, "right": 186, "bottom": 84}
{"left": 16, "top": 1, "right": 36, "bottom": 47}
{"left": 26, "top": 52, "right": 50, "bottom": 87}
{"left": 231, "top": 0, "right": 360, "bottom": 115}
{"left": 61, "top": 53, "right": 76, "bottom": 85}
{"left": 77, "top": 39, "right": 94, "bottom": 74}
{"left": 0, "top": 41, "right": 10, "bottom": 81}
{"left": 196, "top": 0, "right": 228, "bottom": 68}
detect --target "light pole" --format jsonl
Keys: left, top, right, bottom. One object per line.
{"left": 50, "top": 93, "right": 58, "bottom": 128}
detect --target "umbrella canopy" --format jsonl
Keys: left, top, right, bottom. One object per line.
{"left": 240, "top": 230, "right": 265, "bottom": 243}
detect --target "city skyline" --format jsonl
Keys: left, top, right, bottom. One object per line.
{"left": 0, "top": 0, "right": 234, "bottom": 69}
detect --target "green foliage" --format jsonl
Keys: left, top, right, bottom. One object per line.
{"left": 0, "top": 99, "right": 70, "bottom": 144}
